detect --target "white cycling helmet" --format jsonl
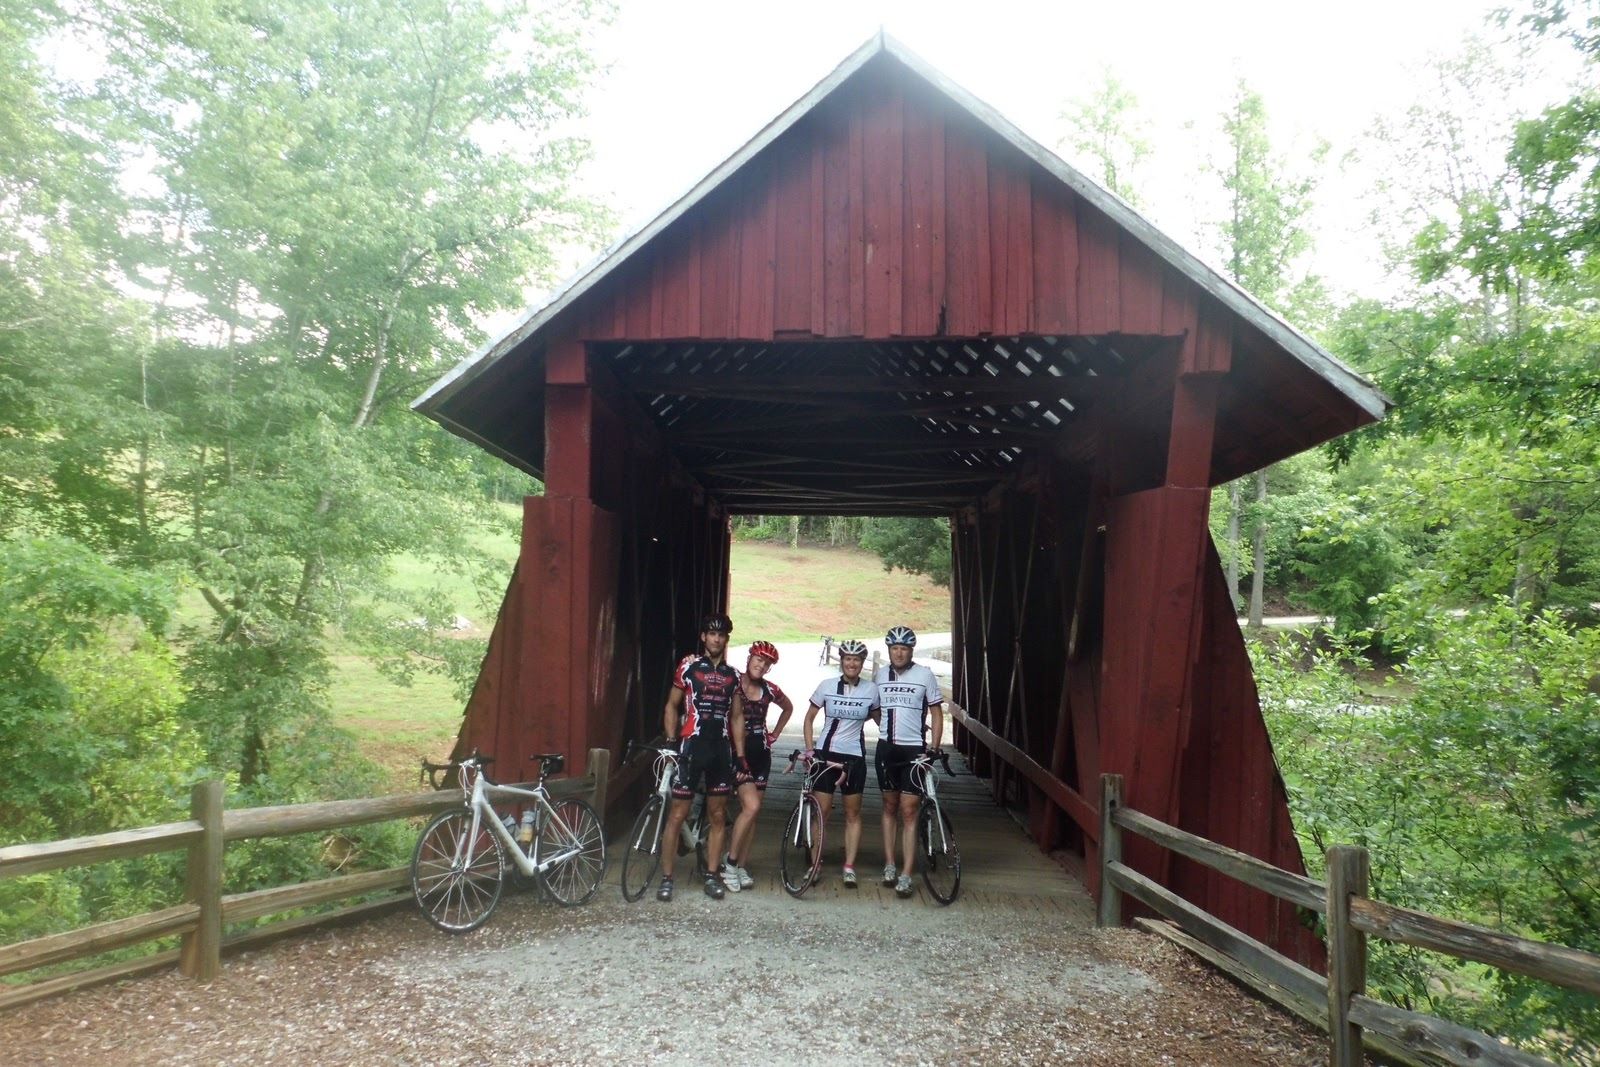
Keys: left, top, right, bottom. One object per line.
{"left": 837, "top": 639, "right": 868, "bottom": 658}
{"left": 885, "top": 626, "right": 917, "bottom": 648}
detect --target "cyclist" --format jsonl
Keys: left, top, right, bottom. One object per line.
{"left": 658, "top": 612, "right": 747, "bottom": 902}
{"left": 801, "top": 638, "right": 879, "bottom": 887}
{"left": 723, "top": 639, "right": 794, "bottom": 888}
{"left": 873, "top": 625, "right": 945, "bottom": 898}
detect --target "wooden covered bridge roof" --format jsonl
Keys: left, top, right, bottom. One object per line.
{"left": 414, "top": 34, "right": 1388, "bottom": 514}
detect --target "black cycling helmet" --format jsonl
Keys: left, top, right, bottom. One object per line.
{"left": 885, "top": 625, "right": 917, "bottom": 648}
{"left": 837, "top": 639, "right": 868, "bottom": 658}
{"left": 700, "top": 612, "right": 733, "bottom": 635}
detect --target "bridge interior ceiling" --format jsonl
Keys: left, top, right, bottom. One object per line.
{"left": 599, "top": 334, "right": 1179, "bottom": 516}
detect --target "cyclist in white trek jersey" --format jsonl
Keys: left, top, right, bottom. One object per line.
{"left": 801, "top": 639, "right": 879, "bottom": 888}
{"left": 873, "top": 625, "right": 945, "bottom": 898}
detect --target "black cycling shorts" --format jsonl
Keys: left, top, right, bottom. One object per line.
{"left": 812, "top": 750, "right": 867, "bottom": 796}
{"left": 736, "top": 743, "right": 771, "bottom": 790}
{"left": 672, "top": 734, "right": 733, "bottom": 798}
{"left": 875, "top": 741, "right": 926, "bottom": 796}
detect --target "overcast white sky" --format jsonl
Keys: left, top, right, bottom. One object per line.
{"left": 543, "top": 0, "right": 1576, "bottom": 309}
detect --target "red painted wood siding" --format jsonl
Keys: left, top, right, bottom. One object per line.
{"left": 571, "top": 75, "right": 1186, "bottom": 344}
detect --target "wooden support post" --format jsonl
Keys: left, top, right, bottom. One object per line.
{"left": 1098, "top": 774, "right": 1124, "bottom": 927}
{"left": 179, "top": 780, "right": 224, "bottom": 981}
{"left": 1326, "top": 845, "right": 1370, "bottom": 1067}
{"left": 587, "top": 748, "right": 611, "bottom": 816}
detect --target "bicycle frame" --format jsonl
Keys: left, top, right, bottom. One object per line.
{"left": 910, "top": 756, "right": 952, "bottom": 852}
{"left": 457, "top": 767, "right": 580, "bottom": 878}
{"left": 626, "top": 749, "right": 679, "bottom": 855}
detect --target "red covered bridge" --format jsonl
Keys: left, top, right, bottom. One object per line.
{"left": 413, "top": 34, "right": 1388, "bottom": 966}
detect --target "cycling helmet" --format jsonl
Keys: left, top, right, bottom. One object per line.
{"left": 700, "top": 612, "right": 733, "bottom": 634}
{"left": 837, "top": 639, "right": 868, "bottom": 658}
{"left": 885, "top": 626, "right": 917, "bottom": 648}
{"left": 748, "top": 640, "right": 779, "bottom": 665}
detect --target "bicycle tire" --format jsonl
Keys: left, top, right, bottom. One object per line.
{"left": 779, "top": 797, "right": 823, "bottom": 898}
{"left": 535, "top": 797, "right": 607, "bottom": 906}
{"left": 410, "top": 809, "right": 505, "bottom": 933}
{"left": 917, "top": 801, "right": 961, "bottom": 905}
{"left": 620, "top": 796, "right": 664, "bottom": 902}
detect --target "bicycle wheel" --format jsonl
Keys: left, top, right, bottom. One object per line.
{"left": 411, "top": 809, "right": 505, "bottom": 933}
{"left": 917, "top": 801, "right": 961, "bottom": 905}
{"left": 535, "top": 797, "right": 607, "bottom": 906}
{"left": 620, "top": 796, "right": 664, "bottom": 902}
{"left": 779, "top": 797, "right": 823, "bottom": 898}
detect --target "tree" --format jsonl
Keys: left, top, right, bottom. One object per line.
{"left": 3, "top": 0, "right": 612, "bottom": 789}
{"left": 860, "top": 517, "right": 952, "bottom": 587}
{"left": 1209, "top": 83, "right": 1328, "bottom": 625}
{"left": 1057, "top": 70, "right": 1151, "bottom": 204}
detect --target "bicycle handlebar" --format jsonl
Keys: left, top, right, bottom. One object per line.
{"left": 419, "top": 752, "right": 494, "bottom": 790}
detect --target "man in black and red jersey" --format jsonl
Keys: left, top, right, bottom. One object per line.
{"left": 724, "top": 639, "right": 794, "bottom": 888}
{"left": 658, "top": 612, "right": 746, "bottom": 902}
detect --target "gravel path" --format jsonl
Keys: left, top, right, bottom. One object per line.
{"left": 0, "top": 881, "right": 1331, "bottom": 1066}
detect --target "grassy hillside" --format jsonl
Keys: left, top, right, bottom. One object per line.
{"left": 727, "top": 540, "right": 950, "bottom": 642}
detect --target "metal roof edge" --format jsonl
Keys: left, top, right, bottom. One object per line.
{"left": 878, "top": 34, "right": 1391, "bottom": 420}
{"left": 413, "top": 32, "right": 891, "bottom": 416}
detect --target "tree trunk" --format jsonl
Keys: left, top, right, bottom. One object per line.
{"left": 1226, "top": 481, "right": 1242, "bottom": 611}
{"left": 1249, "top": 469, "right": 1267, "bottom": 628}
{"left": 788, "top": 515, "right": 800, "bottom": 550}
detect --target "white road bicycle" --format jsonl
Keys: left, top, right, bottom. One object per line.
{"left": 909, "top": 749, "right": 961, "bottom": 905}
{"left": 618, "top": 740, "right": 730, "bottom": 900}
{"left": 411, "top": 752, "right": 607, "bottom": 933}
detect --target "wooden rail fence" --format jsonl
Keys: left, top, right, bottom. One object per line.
{"left": 1098, "top": 773, "right": 1600, "bottom": 1067}
{"left": 0, "top": 748, "right": 610, "bottom": 1012}
{"left": 949, "top": 698, "right": 1598, "bottom": 1066}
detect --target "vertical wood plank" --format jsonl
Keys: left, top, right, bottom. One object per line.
{"left": 179, "top": 780, "right": 223, "bottom": 981}
{"left": 1160, "top": 269, "right": 1200, "bottom": 372}
{"left": 810, "top": 117, "right": 827, "bottom": 335}
{"left": 587, "top": 748, "right": 611, "bottom": 815}
{"left": 622, "top": 255, "right": 653, "bottom": 338}
{"left": 1119, "top": 236, "right": 1165, "bottom": 333}
{"left": 1077, "top": 206, "right": 1121, "bottom": 333}
{"left": 989, "top": 153, "right": 1033, "bottom": 335}
{"left": 847, "top": 94, "right": 866, "bottom": 336}
{"left": 821, "top": 95, "right": 854, "bottom": 337}
{"left": 944, "top": 115, "right": 992, "bottom": 335}
{"left": 736, "top": 153, "right": 777, "bottom": 339}
{"left": 901, "top": 92, "right": 945, "bottom": 335}
{"left": 1098, "top": 774, "right": 1124, "bottom": 927}
{"left": 1031, "top": 178, "right": 1078, "bottom": 334}
{"left": 863, "top": 79, "right": 905, "bottom": 338}
{"left": 1326, "top": 845, "right": 1370, "bottom": 1067}
{"left": 772, "top": 126, "right": 813, "bottom": 334}
{"left": 659, "top": 220, "right": 701, "bottom": 338}
{"left": 697, "top": 191, "right": 739, "bottom": 339}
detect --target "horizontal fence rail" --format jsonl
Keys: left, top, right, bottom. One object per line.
{"left": 948, "top": 701, "right": 1098, "bottom": 843}
{"left": 0, "top": 749, "right": 610, "bottom": 1012}
{"left": 1096, "top": 773, "right": 1600, "bottom": 1067}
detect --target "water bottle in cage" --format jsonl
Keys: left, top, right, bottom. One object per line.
{"left": 519, "top": 810, "right": 536, "bottom": 849}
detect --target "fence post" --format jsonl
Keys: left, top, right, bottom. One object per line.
{"left": 1097, "top": 773, "right": 1124, "bottom": 928}
{"left": 179, "top": 779, "right": 224, "bottom": 981}
{"left": 1326, "top": 845, "right": 1370, "bottom": 1067}
{"left": 587, "top": 747, "right": 610, "bottom": 815}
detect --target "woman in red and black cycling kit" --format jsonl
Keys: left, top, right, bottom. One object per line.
{"left": 724, "top": 640, "right": 794, "bottom": 888}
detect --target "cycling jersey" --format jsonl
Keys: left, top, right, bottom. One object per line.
{"left": 807, "top": 676, "right": 879, "bottom": 758}
{"left": 673, "top": 654, "right": 740, "bottom": 740}
{"left": 738, "top": 676, "right": 786, "bottom": 742}
{"left": 871, "top": 662, "right": 942, "bottom": 746}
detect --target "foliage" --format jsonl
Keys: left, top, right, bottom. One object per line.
{"left": 1256, "top": 604, "right": 1600, "bottom": 1058}
{"left": 1057, "top": 70, "right": 1151, "bottom": 205}
{"left": 858, "top": 517, "right": 953, "bottom": 587}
